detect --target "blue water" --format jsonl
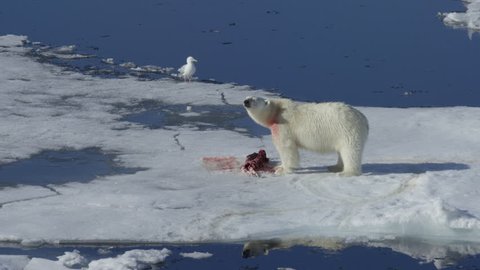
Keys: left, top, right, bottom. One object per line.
{"left": 116, "top": 99, "right": 269, "bottom": 137}
{"left": 1, "top": 0, "right": 480, "bottom": 269}
{"left": 0, "top": 148, "right": 143, "bottom": 187}
{"left": 1, "top": 243, "right": 479, "bottom": 270}
{"left": 1, "top": 0, "right": 479, "bottom": 107}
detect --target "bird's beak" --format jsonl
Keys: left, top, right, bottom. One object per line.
{"left": 193, "top": 58, "right": 198, "bottom": 62}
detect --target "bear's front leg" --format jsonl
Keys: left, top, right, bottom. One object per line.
{"left": 271, "top": 125, "right": 299, "bottom": 174}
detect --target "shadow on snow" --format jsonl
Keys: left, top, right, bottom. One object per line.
{"left": 298, "top": 162, "right": 469, "bottom": 175}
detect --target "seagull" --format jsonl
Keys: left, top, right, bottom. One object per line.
{"left": 178, "top": 56, "right": 198, "bottom": 82}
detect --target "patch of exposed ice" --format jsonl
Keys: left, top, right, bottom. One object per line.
{"left": 119, "top": 62, "right": 136, "bottom": 68}
{"left": 52, "top": 45, "right": 76, "bottom": 54}
{"left": 130, "top": 65, "right": 174, "bottom": 74}
{"left": 33, "top": 44, "right": 92, "bottom": 60}
{"left": 180, "top": 251, "right": 213, "bottom": 259}
{"left": 102, "top": 58, "right": 115, "bottom": 65}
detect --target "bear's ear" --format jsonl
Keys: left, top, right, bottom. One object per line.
{"left": 264, "top": 99, "right": 270, "bottom": 106}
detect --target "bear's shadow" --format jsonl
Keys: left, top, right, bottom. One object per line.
{"left": 296, "top": 162, "right": 470, "bottom": 175}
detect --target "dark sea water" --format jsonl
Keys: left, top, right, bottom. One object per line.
{"left": 1, "top": 0, "right": 480, "bottom": 269}
{"left": 1, "top": 0, "right": 479, "bottom": 107}
{"left": 1, "top": 242, "right": 480, "bottom": 270}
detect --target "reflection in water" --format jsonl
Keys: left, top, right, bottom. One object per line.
{"left": 243, "top": 237, "right": 480, "bottom": 269}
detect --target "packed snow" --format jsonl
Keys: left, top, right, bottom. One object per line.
{"left": 442, "top": 0, "right": 480, "bottom": 34}
{"left": 1, "top": 34, "right": 480, "bottom": 264}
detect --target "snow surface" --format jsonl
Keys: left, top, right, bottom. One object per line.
{"left": 442, "top": 0, "right": 480, "bottom": 34}
{"left": 24, "top": 258, "right": 71, "bottom": 270}
{"left": 1, "top": 35, "right": 480, "bottom": 255}
{"left": 0, "top": 255, "right": 30, "bottom": 270}
{"left": 179, "top": 251, "right": 213, "bottom": 259}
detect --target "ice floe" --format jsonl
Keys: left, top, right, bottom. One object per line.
{"left": 442, "top": 0, "right": 480, "bottom": 35}
{"left": 87, "top": 249, "right": 171, "bottom": 270}
{"left": 57, "top": 250, "right": 87, "bottom": 268}
{"left": 0, "top": 34, "right": 480, "bottom": 251}
{"left": 18, "top": 248, "right": 172, "bottom": 270}
{"left": 179, "top": 251, "right": 213, "bottom": 259}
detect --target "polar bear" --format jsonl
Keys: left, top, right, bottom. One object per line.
{"left": 243, "top": 96, "right": 369, "bottom": 176}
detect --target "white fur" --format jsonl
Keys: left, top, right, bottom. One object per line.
{"left": 178, "top": 56, "right": 197, "bottom": 81}
{"left": 243, "top": 96, "right": 369, "bottom": 176}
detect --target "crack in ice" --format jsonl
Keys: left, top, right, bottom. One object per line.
{"left": 173, "top": 133, "right": 185, "bottom": 151}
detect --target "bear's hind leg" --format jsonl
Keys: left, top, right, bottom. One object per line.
{"left": 327, "top": 154, "right": 344, "bottom": 172}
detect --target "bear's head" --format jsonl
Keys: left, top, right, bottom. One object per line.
{"left": 243, "top": 96, "right": 277, "bottom": 128}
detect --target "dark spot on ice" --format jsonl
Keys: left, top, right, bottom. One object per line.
{"left": 222, "top": 41, "right": 233, "bottom": 45}
{"left": 115, "top": 100, "right": 268, "bottom": 138}
{"left": 0, "top": 148, "right": 143, "bottom": 188}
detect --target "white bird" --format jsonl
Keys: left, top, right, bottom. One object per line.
{"left": 178, "top": 56, "right": 198, "bottom": 82}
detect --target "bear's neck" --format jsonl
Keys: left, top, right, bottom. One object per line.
{"left": 267, "top": 119, "right": 279, "bottom": 138}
